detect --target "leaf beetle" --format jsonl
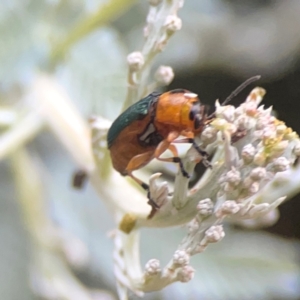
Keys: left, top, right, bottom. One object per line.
{"left": 106, "top": 76, "right": 260, "bottom": 216}
{"left": 107, "top": 89, "right": 208, "bottom": 210}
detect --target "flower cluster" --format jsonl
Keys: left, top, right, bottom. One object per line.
{"left": 108, "top": 87, "right": 300, "bottom": 297}
{"left": 123, "top": 0, "right": 183, "bottom": 110}
{"left": 89, "top": 1, "right": 300, "bottom": 299}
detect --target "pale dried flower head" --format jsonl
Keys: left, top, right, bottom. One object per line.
{"left": 172, "top": 250, "right": 190, "bottom": 266}
{"left": 96, "top": 85, "right": 300, "bottom": 298}
{"left": 127, "top": 52, "right": 144, "bottom": 72}
{"left": 204, "top": 225, "right": 225, "bottom": 243}
{"left": 145, "top": 259, "right": 161, "bottom": 276}
{"left": 154, "top": 66, "right": 174, "bottom": 86}
{"left": 272, "top": 156, "right": 290, "bottom": 172}
{"left": 216, "top": 200, "right": 240, "bottom": 217}
{"left": 164, "top": 15, "right": 182, "bottom": 34}
{"left": 200, "top": 126, "right": 218, "bottom": 145}
{"left": 225, "top": 168, "right": 241, "bottom": 186}
{"left": 249, "top": 167, "right": 267, "bottom": 181}
{"left": 196, "top": 198, "right": 214, "bottom": 216}
{"left": 241, "top": 143, "right": 256, "bottom": 163}
{"left": 176, "top": 265, "right": 195, "bottom": 283}
{"left": 90, "top": 4, "right": 300, "bottom": 296}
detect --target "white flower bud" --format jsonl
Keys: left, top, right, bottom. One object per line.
{"left": 204, "top": 225, "right": 225, "bottom": 243}
{"left": 197, "top": 199, "right": 214, "bottom": 216}
{"left": 173, "top": 250, "right": 190, "bottom": 266}
{"left": 253, "top": 130, "right": 263, "bottom": 140}
{"left": 237, "top": 115, "right": 252, "bottom": 130}
{"left": 211, "top": 118, "right": 237, "bottom": 135}
{"left": 216, "top": 105, "right": 235, "bottom": 123}
{"left": 154, "top": 66, "right": 174, "bottom": 86}
{"left": 273, "top": 140, "right": 288, "bottom": 154}
{"left": 127, "top": 51, "right": 144, "bottom": 72}
{"left": 211, "top": 118, "right": 229, "bottom": 130}
{"left": 253, "top": 151, "right": 266, "bottom": 166}
{"left": 250, "top": 167, "right": 267, "bottom": 181}
{"left": 248, "top": 181, "right": 260, "bottom": 194}
{"left": 241, "top": 144, "right": 256, "bottom": 163}
{"left": 276, "top": 123, "right": 287, "bottom": 135}
{"left": 177, "top": 265, "right": 195, "bottom": 283}
{"left": 145, "top": 259, "right": 161, "bottom": 276}
{"left": 200, "top": 126, "right": 217, "bottom": 144}
{"left": 164, "top": 15, "right": 182, "bottom": 34}
{"left": 255, "top": 117, "right": 267, "bottom": 130}
{"left": 225, "top": 168, "right": 241, "bottom": 186}
{"left": 220, "top": 200, "right": 240, "bottom": 215}
{"left": 285, "top": 130, "right": 298, "bottom": 140}
{"left": 262, "top": 126, "right": 276, "bottom": 140}
{"left": 272, "top": 157, "right": 289, "bottom": 172}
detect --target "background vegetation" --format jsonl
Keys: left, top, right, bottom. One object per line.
{"left": 1, "top": 0, "right": 300, "bottom": 299}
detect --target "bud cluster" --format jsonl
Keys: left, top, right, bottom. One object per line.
{"left": 211, "top": 88, "right": 298, "bottom": 204}
{"left": 175, "top": 86, "right": 300, "bottom": 265}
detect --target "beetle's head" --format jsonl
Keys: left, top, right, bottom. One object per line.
{"left": 182, "top": 92, "right": 208, "bottom": 133}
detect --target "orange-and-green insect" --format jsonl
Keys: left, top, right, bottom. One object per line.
{"left": 107, "top": 89, "right": 208, "bottom": 210}
{"left": 107, "top": 76, "right": 260, "bottom": 214}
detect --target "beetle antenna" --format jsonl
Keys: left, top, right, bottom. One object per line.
{"left": 221, "top": 75, "right": 261, "bottom": 106}
{"left": 206, "top": 75, "right": 261, "bottom": 121}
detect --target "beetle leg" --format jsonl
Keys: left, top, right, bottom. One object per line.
{"left": 125, "top": 151, "right": 154, "bottom": 191}
{"left": 173, "top": 138, "right": 207, "bottom": 156}
{"left": 125, "top": 151, "right": 154, "bottom": 173}
{"left": 125, "top": 152, "right": 160, "bottom": 214}
{"left": 155, "top": 139, "right": 190, "bottom": 178}
{"left": 127, "top": 171, "right": 158, "bottom": 207}
{"left": 127, "top": 171, "right": 159, "bottom": 217}
{"left": 126, "top": 170, "right": 149, "bottom": 191}
{"left": 127, "top": 171, "right": 160, "bottom": 218}
{"left": 167, "top": 144, "right": 179, "bottom": 156}
{"left": 173, "top": 138, "right": 211, "bottom": 168}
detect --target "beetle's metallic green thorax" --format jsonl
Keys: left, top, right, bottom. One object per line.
{"left": 107, "top": 92, "right": 161, "bottom": 148}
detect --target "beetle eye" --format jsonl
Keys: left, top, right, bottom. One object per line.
{"left": 189, "top": 103, "right": 200, "bottom": 121}
{"left": 194, "top": 115, "right": 202, "bottom": 129}
{"left": 189, "top": 110, "right": 195, "bottom": 121}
